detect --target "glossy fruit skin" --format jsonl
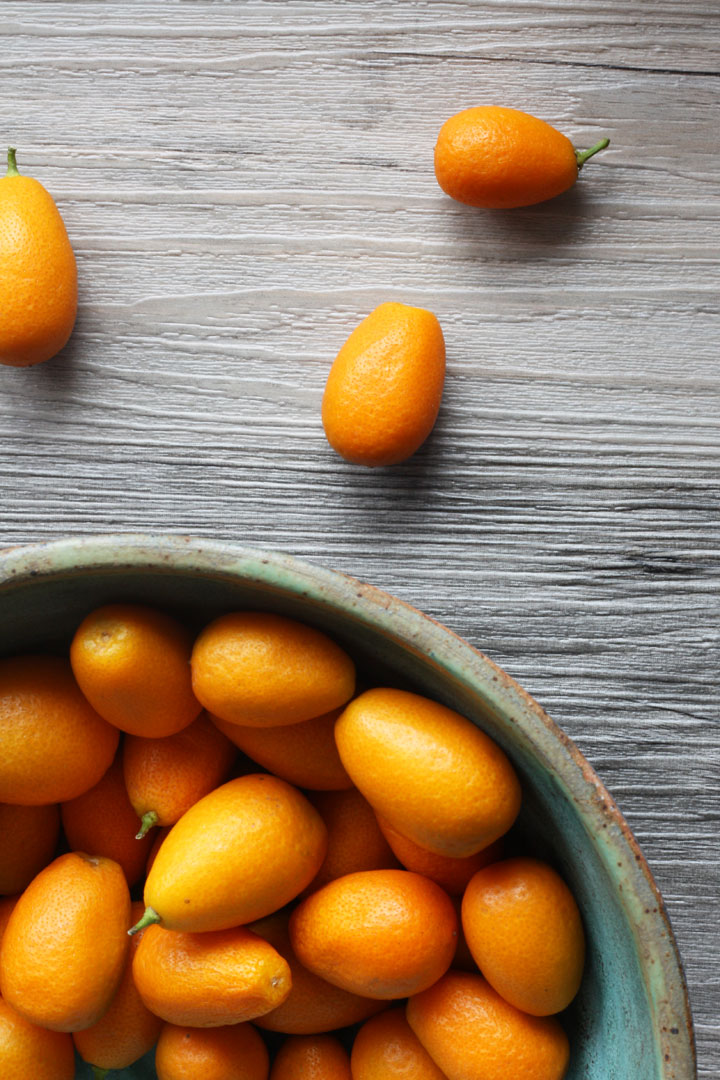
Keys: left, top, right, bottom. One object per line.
{"left": 270, "top": 1034, "right": 351, "bottom": 1079}
{"left": 378, "top": 817, "right": 503, "bottom": 896}
{"left": 335, "top": 688, "right": 521, "bottom": 857}
{"left": 0, "top": 802, "right": 60, "bottom": 893}
{"left": 0, "top": 655, "right": 119, "bottom": 805}
{"left": 0, "top": 996, "right": 75, "bottom": 1080}
{"left": 70, "top": 603, "right": 201, "bottom": 737}
{"left": 144, "top": 774, "right": 327, "bottom": 932}
{"left": 304, "top": 788, "right": 399, "bottom": 895}
{"left": 434, "top": 107, "right": 578, "bottom": 209}
{"left": 124, "top": 712, "right": 236, "bottom": 829}
{"left": 290, "top": 869, "right": 458, "bottom": 1000}
{"left": 351, "top": 1007, "right": 447, "bottom": 1080}
{"left": 192, "top": 612, "right": 355, "bottom": 728}
{"left": 133, "top": 924, "right": 291, "bottom": 1027}
{"left": 73, "top": 900, "right": 163, "bottom": 1071}
{"left": 212, "top": 709, "right": 352, "bottom": 790}
{"left": 0, "top": 852, "right": 130, "bottom": 1032}
{"left": 462, "top": 857, "right": 585, "bottom": 1016}
{"left": 61, "top": 755, "right": 153, "bottom": 887}
{"left": 322, "top": 302, "right": 446, "bottom": 467}
{"left": 0, "top": 155, "right": 77, "bottom": 367}
{"left": 250, "top": 910, "right": 383, "bottom": 1035}
{"left": 155, "top": 1022, "right": 270, "bottom": 1080}
{"left": 407, "top": 971, "right": 570, "bottom": 1080}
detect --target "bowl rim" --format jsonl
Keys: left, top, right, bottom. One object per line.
{"left": 0, "top": 532, "right": 696, "bottom": 1078}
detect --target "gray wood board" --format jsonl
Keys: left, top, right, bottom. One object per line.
{"left": 1, "top": 2, "right": 718, "bottom": 1075}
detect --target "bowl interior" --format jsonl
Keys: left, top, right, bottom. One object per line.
{"left": 0, "top": 541, "right": 695, "bottom": 1080}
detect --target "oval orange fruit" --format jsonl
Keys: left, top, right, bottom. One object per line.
{"left": 72, "top": 900, "right": 163, "bottom": 1073}
{"left": 0, "top": 852, "right": 130, "bottom": 1032}
{"left": 407, "top": 971, "right": 570, "bottom": 1080}
{"left": 377, "top": 816, "right": 503, "bottom": 895}
{"left": 335, "top": 687, "right": 521, "bottom": 857}
{"left": 462, "top": 856, "right": 585, "bottom": 1016}
{"left": 212, "top": 709, "right": 352, "bottom": 791}
{"left": 138, "top": 774, "right": 327, "bottom": 933}
{"left": 351, "top": 1007, "right": 447, "bottom": 1080}
{"left": 0, "top": 148, "right": 77, "bottom": 367}
{"left": 133, "top": 923, "right": 291, "bottom": 1027}
{"left": 155, "top": 1022, "right": 269, "bottom": 1080}
{"left": 123, "top": 712, "right": 236, "bottom": 838}
{"left": 0, "top": 996, "right": 75, "bottom": 1080}
{"left": 61, "top": 754, "right": 153, "bottom": 887}
{"left": 321, "top": 302, "right": 446, "bottom": 467}
{"left": 192, "top": 612, "right": 355, "bottom": 728}
{"left": 0, "top": 655, "right": 119, "bottom": 806}
{"left": 70, "top": 603, "right": 201, "bottom": 738}
{"left": 434, "top": 106, "right": 610, "bottom": 209}
{"left": 304, "top": 788, "right": 399, "bottom": 895}
{"left": 270, "top": 1034, "right": 351, "bottom": 1079}
{"left": 250, "top": 910, "right": 383, "bottom": 1035}
{"left": 0, "top": 802, "right": 60, "bottom": 894}
{"left": 290, "top": 869, "right": 457, "bottom": 1000}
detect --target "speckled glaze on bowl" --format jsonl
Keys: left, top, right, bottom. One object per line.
{"left": 0, "top": 535, "right": 696, "bottom": 1080}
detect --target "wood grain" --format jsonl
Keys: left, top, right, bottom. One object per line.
{"left": 0, "top": 2, "right": 718, "bottom": 1074}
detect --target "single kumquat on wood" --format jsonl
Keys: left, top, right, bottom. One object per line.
{"left": 322, "top": 302, "right": 446, "bottom": 467}
{"left": 434, "top": 106, "right": 609, "bottom": 209}
{"left": 0, "top": 147, "right": 77, "bottom": 367}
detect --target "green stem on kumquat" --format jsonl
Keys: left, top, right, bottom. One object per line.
{"left": 575, "top": 138, "right": 610, "bottom": 169}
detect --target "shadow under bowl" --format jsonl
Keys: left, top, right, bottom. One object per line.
{"left": 0, "top": 534, "right": 696, "bottom": 1080}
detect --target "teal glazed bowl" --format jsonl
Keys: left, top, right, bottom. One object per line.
{"left": 0, "top": 535, "right": 695, "bottom": 1080}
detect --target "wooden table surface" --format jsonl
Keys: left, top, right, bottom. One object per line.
{"left": 1, "top": 2, "right": 718, "bottom": 1075}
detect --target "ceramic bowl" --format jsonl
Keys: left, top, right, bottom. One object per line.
{"left": 0, "top": 535, "right": 695, "bottom": 1080}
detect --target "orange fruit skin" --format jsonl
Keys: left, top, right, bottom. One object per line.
{"left": 73, "top": 900, "right": 163, "bottom": 1071}
{"left": 249, "top": 910, "right": 383, "bottom": 1035}
{"left": 351, "top": 1007, "right": 448, "bottom": 1080}
{"left": 304, "top": 788, "right": 399, "bottom": 895}
{"left": 0, "top": 163, "right": 77, "bottom": 367}
{"left": 155, "top": 1022, "right": 270, "bottom": 1080}
{"left": 434, "top": 107, "right": 578, "bottom": 209}
{"left": 192, "top": 612, "right": 355, "bottom": 728}
{"left": 377, "top": 817, "right": 503, "bottom": 896}
{"left": 335, "top": 688, "right": 521, "bottom": 858}
{"left": 0, "top": 996, "right": 75, "bottom": 1080}
{"left": 70, "top": 604, "right": 201, "bottom": 738}
{"left": 321, "top": 302, "right": 446, "bottom": 467}
{"left": 133, "top": 924, "right": 291, "bottom": 1028}
{"left": 0, "top": 802, "right": 60, "bottom": 894}
{"left": 0, "top": 852, "right": 130, "bottom": 1032}
{"left": 270, "top": 1034, "right": 351, "bottom": 1079}
{"left": 0, "top": 655, "right": 119, "bottom": 805}
{"left": 61, "top": 755, "right": 153, "bottom": 887}
{"left": 145, "top": 774, "right": 327, "bottom": 933}
{"left": 212, "top": 709, "right": 352, "bottom": 791}
{"left": 124, "top": 712, "right": 237, "bottom": 829}
{"left": 290, "top": 869, "right": 458, "bottom": 1000}
{"left": 462, "top": 857, "right": 585, "bottom": 1016}
{"left": 407, "top": 972, "right": 570, "bottom": 1080}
